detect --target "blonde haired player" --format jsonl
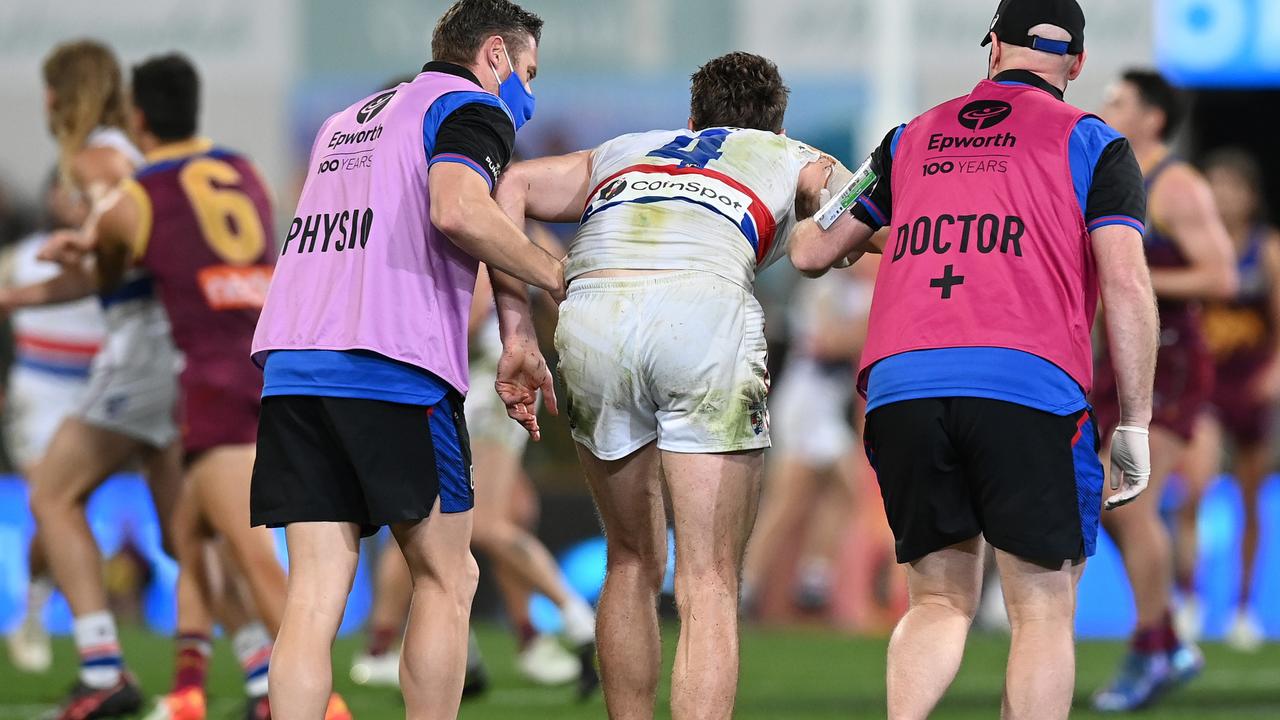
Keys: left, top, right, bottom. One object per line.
{"left": 0, "top": 40, "right": 186, "bottom": 718}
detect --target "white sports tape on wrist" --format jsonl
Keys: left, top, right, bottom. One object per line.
{"left": 813, "top": 157, "right": 877, "bottom": 230}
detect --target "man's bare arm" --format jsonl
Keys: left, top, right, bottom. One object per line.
{"left": 428, "top": 162, "right": 564, "bottom": 297}
{"left": 1149, "top": 166, "right": 1237, "bottom": 300}
{"left": 789, "top": 212, "right": 881, "bottom": 277}
{"left": 0, "top": 261, "right": 97, "bottom": 313}
{"left": 1093, "top": 224, "right": 1158, "bottom": 427}
{"left": 494, "top": 151, "right": 593, "bottom": 225}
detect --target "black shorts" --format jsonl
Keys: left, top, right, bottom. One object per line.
{"left": 250, "top": 394, "right": 473, "bottom": 537}
{"left": 863, "top": 397, "right": 1103, "bottom": 565}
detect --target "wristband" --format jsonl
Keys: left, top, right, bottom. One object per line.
{"left": 813, "top": 157, "right": 877, "bottom": 230}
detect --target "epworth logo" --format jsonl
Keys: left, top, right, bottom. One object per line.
{"left": 357, "top": 90, "right": 396, "bottom": 124}
{"left": 957, "top": 100, "right": 1013, "bottom": 131}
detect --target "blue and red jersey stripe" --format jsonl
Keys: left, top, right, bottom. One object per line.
{"left": 582, "top": 163, "right": 778, "bottom": 265}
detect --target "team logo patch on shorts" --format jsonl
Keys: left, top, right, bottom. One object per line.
{"left": 105, "top": 394, "right": 129, "bottom": 418}
{"left": 750, "top": 404, "right": 769, "bottom": 436}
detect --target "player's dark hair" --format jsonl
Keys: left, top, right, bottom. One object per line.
{"left": 1203, "top": 147, "right": 1269, "bottom": 223}
{"left": 1121, "top": 69, "right": 1186, "bottom": 142}
{"left": 131, "top": 54, "right": 200, "bottom": 142}
{"left": 690, "top": 52, "right": 790, "bottom": 133}
{"left": 431, "top": 0, "right": 543, "bottom": 66}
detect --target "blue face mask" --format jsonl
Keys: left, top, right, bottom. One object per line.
{"left": 492, "top": 46, "right": 535, "bottom": 131}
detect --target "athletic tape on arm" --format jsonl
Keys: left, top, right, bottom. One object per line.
{"left": 814, "top": 157, "right": 876, "bottom": 230}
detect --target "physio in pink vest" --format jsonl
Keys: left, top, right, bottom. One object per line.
{"left": 790, "top": 1, "right": 1158, "bottom": 718}
{"left": 249, "top": 1, "right": 565, "bottom": 717}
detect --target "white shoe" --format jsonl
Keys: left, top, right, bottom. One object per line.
{"left": 6, "top": 616, "right": 52, "bottom": 673}
{"left": 349, "top": 650, "right": 401, "bottom": 687}
{"left": 1225, "top": 608, "right": 1264, "bottom": 653}
{"left": 1174, "top": 595, "right": 1204, "bottom": 643}
{"left": 516, "top": 634, "right": 581, "bottom": 686}
{"left": 561, "top": 599, "right": 597, "bottom": 647}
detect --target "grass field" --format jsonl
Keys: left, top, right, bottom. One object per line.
{"left": 2, "top": 624, "right": 1278, "bottom": 719}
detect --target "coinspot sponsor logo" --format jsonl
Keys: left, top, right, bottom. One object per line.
{"left": 957, "top": 100, "right": 1013, "bottom": 131}
{"left": 599, "top": 178, "right": 628, "bottom": 202}
{"left": 356, "top": 90, "right": 396, "bottom": 124}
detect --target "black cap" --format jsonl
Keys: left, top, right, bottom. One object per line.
{"left": 981, "top": 0, "right": 1085, "bottom": 56}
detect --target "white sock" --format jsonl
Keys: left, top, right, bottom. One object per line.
{"left": 232, "top": 622, "right": 273, "bottom": 697}
{"left": 73, "top": 611, "right": 124, "bottom": 688}
{"left": 561, "top": 598, "right": 596, "bottom": 647}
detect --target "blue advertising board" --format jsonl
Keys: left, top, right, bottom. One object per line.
{"left": 1157, "top": 0, "right": 1280, "bottom": 87}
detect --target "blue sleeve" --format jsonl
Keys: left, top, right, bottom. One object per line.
{"left": 423, "top": 91, "right": 514, "bottom": 189}
{"left": 1069, "top": 117, "right": 1146, "bottom": 235}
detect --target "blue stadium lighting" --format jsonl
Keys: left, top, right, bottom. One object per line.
{"left": 1157, "top": 0, "right": 1280, "bottom": 87}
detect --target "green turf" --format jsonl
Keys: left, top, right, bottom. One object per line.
{"left": 2, "top": 624, "right": 1278, "bottom": 718}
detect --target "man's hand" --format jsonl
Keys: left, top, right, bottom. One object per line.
{"left": 37, "top": 229, "right": 95, "bottom": 266}
{"left": 1105, "top": 425, "right": 1151, "bottom": 510}
{"left": 495, "top": 339, "right": 559, "bottom": 441}
{"left": 547, "top": 259, "right": 567, "bottom": 305}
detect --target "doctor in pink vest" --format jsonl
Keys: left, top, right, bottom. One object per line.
{"left": 791, "top": 1, "right": 1158, "bottom": 718}
{"left": 249, "top": 1, "right": 564, "bottom": 717}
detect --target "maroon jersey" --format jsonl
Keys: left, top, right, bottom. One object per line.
{"left": 123, "top": 138, "right": 274, "bottom": 453}
{"left": 1091, "top": 156, "right": 1214, "bottom": 440}
{"left": 1201, "top": 227, "right": 1276, "bottom": 443}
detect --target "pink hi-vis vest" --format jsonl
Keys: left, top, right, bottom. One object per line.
{"left": 252, "top": 71, "right": 495, "bottom": 394}
{"left": 858, "top": 79, "right": 1099, "bottom": 395}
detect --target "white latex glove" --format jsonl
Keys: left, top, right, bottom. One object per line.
{"left": 1105, "top": 425, "right": 1150, "bottom": 510}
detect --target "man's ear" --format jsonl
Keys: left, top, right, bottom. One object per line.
{"left": 1068, "top": 49, "right": 1087, "bottom": 82}
{"left": 479, "top": 35, "right": 505, "bottom": 71}
{"left": 687, "top": 117, "right": 695, "bottom": 131}
{"left": 987, "top": 34, "right": 1002, "bottom": 78}
{"left": 780, "top": 127, "right": 788, "bottom": 137}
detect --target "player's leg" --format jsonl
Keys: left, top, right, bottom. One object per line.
{"left": 886, "top": 538, "right": 984, "bottom": 720}
{"left": 219, "top": 569, "right": 276, "bottom": 715}
{"left": 469, "top": 437, "right": 597, "bottom": 650}
{"left": 662, "top": 449, "right": 762, "bottom": 720}
{"left": 491, "top": 551, "right": 578, "bottom": 686}
{"left": 1093, "top": 427, "right": 1192, "bottom": 710}
{"left": 1173, "top": 413, "right": 1220, "bottom": 639}
{"left": 144, "top": 478, "right": 216, "bottom": 720}
{"left": 27, "top": 418, "right": 144, "bottom": 705}
{"left": 390, "top": 504, "right": 478, "bottom": 720}
{"left": 269, "top": 522, "right": 362, "bottom": 720}
{"left": 1227, "top": 436, "right": 1269, "bottom": 650}
{"left": 996, "top": 552, "right": 1083, "bottom": 720}
{"left": 1104, "top": 427, "right": 1182, "bottom": 630}
{"left": 141, "top": 439, "right": 186, "bottom": 556}
{"left": 1102, "top": 427, "right": 1184, "bottom": 628}
{"left": 795, "top": 459, "right": 858, "bottom": 611}
{"left": 351, "top": 539, "right": 412, "bottom": 686}
{"left": 578, "top": 442, "right": 666, "bottom": 720}
{"left": 6, "top": 371, "right": 73, "bottom": 673}
{"left": 485, "top": 481, "right": 582, "bottom": 686}
{"left": 189, "top": 444, "right": 288, "bottom": 634}
{"left": 7, "top": 530, "right": 55, "bottom": 673}
{"left": 740, "top": 455, "right": 821, "bottom": 614}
